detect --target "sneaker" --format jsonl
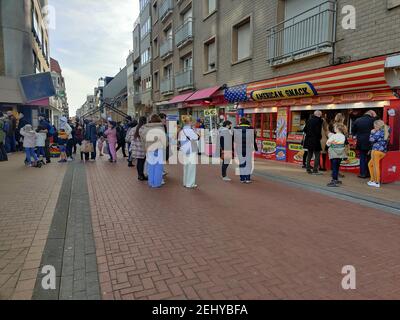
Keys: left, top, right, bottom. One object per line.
{"left": 368, "top": 181, "right": 381, "bottom": 188}
{"left": 240, "top": 181, "right": 247, "bottom": 184}
{"left": 334, "top": 180, "right": 343, "bottom": 185}
{"left": 312, "top": 172, "right": 323, "bottom": 176}
{"left": 67, "top": 157, "right": 73, "bottom": 162}
{"left": 307, "top": 170, "right": 313, "bottom": 175}
{"left": 222, "top": 177, "right": 232, "bottom": 182}
{"left": 327, "top": 181, "right": 338, "bottom": 187}
{"left": 246, "top": 180, "right": 253, "bottom": 184}
{"left": 162, "top": 179, "right": 166, "bottom": 185}
{"left": 367, "top": 181, "right": 375, "bottom": 187}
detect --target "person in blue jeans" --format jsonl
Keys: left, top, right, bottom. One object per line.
{"left": 326, "top": 124, "right": 346, "bottom": 187}
{"left": 20, "top": 124, "right": 39, "bottom": 167}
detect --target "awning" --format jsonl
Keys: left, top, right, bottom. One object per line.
{"left": 186, "top": 86, "right": 221, "bottom": 102}
{"left": 169, "top": 92, "right": 194, "bottom": 104}
{"left": 0, "top": 76, "right": 24, "bottom": 104}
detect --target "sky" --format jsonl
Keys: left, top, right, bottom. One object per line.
{"left": 49, "top": 0, "right": 139, "bottom": 115}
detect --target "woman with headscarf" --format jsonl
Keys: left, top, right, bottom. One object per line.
{"left": 141, "top": 115, "right": 167, "bottom": 188}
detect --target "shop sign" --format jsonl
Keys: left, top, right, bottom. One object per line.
{"left": 204, "top": 109, "right": 218, "bottom": 117}
{"left": 276, "top": 146, "right": 287, "bottom": 161}
{"left": 287, "top": 134, "right": 304, "bottom": 143}
{"left": 167, "top": 115, "right": 179, "bottom": 122}
{"left": 250, "top": 82, "right": 317, "bottom": 102}
{"left": 289, "top": 144, "right": 303, "bottom": 151}
{"left": 341, "top": 92, "right": 374, "bottom": 102}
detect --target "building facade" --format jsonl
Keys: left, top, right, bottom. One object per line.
{"left": 50, "top": 58, "right": 69, "bottom": 124}
{"left": 131, "top": 0, "right": 400, "bottom": 176}
{"left": 0, "top": 0, "right": 60, "bottom": 127}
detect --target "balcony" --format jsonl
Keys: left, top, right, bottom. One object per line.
{"left": 175, "top": 69, "right": 193, "bottom": 92}
{"left": 159, "top": 0, "right": 173, "bottom": 23}
{"left": 160, "top": 77, "right": 174, "bottom": 95}
{"left": 160, "top": 37, "right": 173, "bottom": 60}
{"left": 175, "top": 19, "right": 193, "bottom": 49}
{"left": 133, "top": 68, "right": 141, "bottom": 81}
{"left": 267, "top": 1, "right": 336, "bottom": 66}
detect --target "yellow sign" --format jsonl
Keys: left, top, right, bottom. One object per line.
{"left": 204, "top": 109, "right": 218, "bottom": 117}
{"left": 250, "top": 82, "right": 317, "bottom": 102}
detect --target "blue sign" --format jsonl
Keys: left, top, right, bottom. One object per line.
{"left": 19, "top": 72, "right": 56, "bottom": 103}
{"left": 167, "top": 115, "right": 179, "bottom": 122}
{"left": 276, "top": 146, "right": 287, "bottom": 162}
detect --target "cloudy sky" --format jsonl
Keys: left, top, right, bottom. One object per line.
{"left": 49, "top": 0, "right": 139, "bottom": 115}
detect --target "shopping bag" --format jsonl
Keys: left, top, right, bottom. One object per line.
{"left": 81, "top": 140, "right": 92, "bottom": 153}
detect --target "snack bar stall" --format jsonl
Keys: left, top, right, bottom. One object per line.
{"left": 224, "top": 55, "right": 400, "bottom": 182}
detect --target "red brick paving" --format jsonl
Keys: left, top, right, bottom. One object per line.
{"left": 87, "top": 157, "right": 400, "bottom": 300}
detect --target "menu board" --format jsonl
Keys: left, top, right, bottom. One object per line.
{"left": 276, "top": 109, "right": 288, "bottom": 161}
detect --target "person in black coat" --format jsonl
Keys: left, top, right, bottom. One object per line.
{"left": 303, "top": 110, "right": 323, "bottom": 174}
{"left": 234, "top": 118, "right": 258, "bottom": 183}
{"left": 351, "top": 110, "right": 377, "bottom": 178}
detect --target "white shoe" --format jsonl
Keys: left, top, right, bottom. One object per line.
{"left": 162, "top": 179, "right": 166, "bottom": 185}
{"left": 367, "top": 181, "right": 375, "bottom": 186}
{"left": 246, "top": 180, "right": 253, "bottom": 184}
{"left": 367, "top": 181, "right": 381, "bottom": 188}
{"left": 67, "top": 157, "right": 73, "bottom": 162}
{"left": 222, "top": 177, "right": 232, "bottom": 182}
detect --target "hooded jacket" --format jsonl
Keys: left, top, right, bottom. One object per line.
{"left": 20, "top": 125, "right": 37, "bottom": 148}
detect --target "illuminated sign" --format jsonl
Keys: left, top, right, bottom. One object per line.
{"left": 250, "top": 82, "right": 317, "bottom": 102}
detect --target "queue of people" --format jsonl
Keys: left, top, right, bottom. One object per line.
{"left": 302, "top": 110, "right": 391, "bottom": 188}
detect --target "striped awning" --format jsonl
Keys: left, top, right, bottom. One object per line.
{"left": 224, "top": 56, "right": 390, "bottom": 103}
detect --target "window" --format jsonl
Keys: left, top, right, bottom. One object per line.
{"left": 232, "top": 17, "right": 251, "bottom": 63}
{"left": 141, "top": 17, "right": 151, "bottom": 39}
{"left": 153, "top": 1, "right": 158, "bottom": 21}
{"left": 183, "top": 7, "right": 192, "bottom": 22}
{"left": 141, "top": 47, "right": 151, "bottom": 65}
{"left": 140, "top": 0, "right": 150, "bottom": 12}
{"left": 204, "top": 37, "right": 216, "bottom": 72}
{"left": 164, "top": 64, "right": 172, "bottom": 79}
{"left": 204, "top": 0, "right": 216, "bottom": 16}
{"left": 154, "top": 71, "right": 159, "bottom": 91}
{"left": 183, "top": 55, "right": 192, "bottom": 71}
{"left": 153, "top": 37, "right": 159, "bottom": 57}
{"left": 31, "top": 2, "right": 39, "bottom": 38}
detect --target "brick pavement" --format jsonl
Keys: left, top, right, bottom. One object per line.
{"left": 0, "top": 153, "right": 66, "bottom": 300}
{"left": 87, "top": 157, "right": 400, "bottom": 300}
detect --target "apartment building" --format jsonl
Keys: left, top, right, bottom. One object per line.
{"left": 0, "top": 0, "right": 54, "bottom": 125}
{"left": 129, "top": 19, "right": 143, "bottom": 117}
{"left": 50, "top": 58, "right": 69, "bottom": 124}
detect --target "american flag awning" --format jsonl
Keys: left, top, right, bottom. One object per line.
{"left": 224, "top": 56, "right": 390, "bottom": 103}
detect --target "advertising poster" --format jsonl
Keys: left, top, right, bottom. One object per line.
{"left": 276, "top": 108, "right": 288, "bottom": 161}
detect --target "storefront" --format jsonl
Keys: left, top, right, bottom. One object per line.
{"left": 224, "top": 55, "right": 400, "bottom": 180}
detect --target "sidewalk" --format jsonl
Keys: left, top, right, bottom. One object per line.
{"left": 254, "top": 159, "right": 400, "bottom": 213}
{"left": 0, "top": 153, "right": 66, "bottom": 300}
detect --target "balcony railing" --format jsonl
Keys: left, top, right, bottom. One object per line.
{"left": 160, "top": 37, "right": 173, "bottom": 59}
{"left": 159, "top": 0, "right": 173, "bottom": 23}
{"left": 175, "top": 69, "right": 193, "bottom": 91}
{"left": 175, "top": 18, "right": 193, "bottom": 49}
{"left": 160, "top": 77, "right": 174, "bottom": 94}
{"left": 267, "top": 1, "right": 337, "bottom": 66}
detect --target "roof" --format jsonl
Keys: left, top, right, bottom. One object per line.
{"left": 168, "top": 92, "right": 195, "bottom": 104}
{"left": 50, "top": 58, "right": 62, "bottom": 74}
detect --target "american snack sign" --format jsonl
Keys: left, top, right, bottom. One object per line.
{"left": 250, "top": 82, "right": 317, "bottom": 102}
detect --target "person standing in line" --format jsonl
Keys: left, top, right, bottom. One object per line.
{"left": 104, "top": 121, "right": 118, "bottom": 163}
{"left": 352, "top": 110, "right": 377, "bottom": 179}
{"left": 159, "top": 113, "right": 169, "bottom": 178}
{"left": 58, "top": 117, "right": 72, "bottom": 163}
{"left": 234, "top": 118, "right": 258, "bottom": 183}
{"left": 179, "top": 117, "right": 200, "bottom": 189}
{"left": 320, "top": 117, "right": 330, "bottom": 172}
{"left": 219, "top": 120, "right": 233, "bottom": 181}
{"left": 20, "top": 124, "right": 39, "bottom": 167}
{"left": 0, "top": 112, "right": 8, "bottom": 161}
{"left": 367, "top": 120, "right": 390, "bottom": 188}
{"left": 330, "top": 113, "right": 348, "bottom": 179}
{"left": 326, "top": 124, "right": 347, "bottom": 187}
{"left": 97, "top": 122, "right": 106, "bottom": 157}
{"left": 141, "top": 115, "right": 167, "bottom": 188}
{"left": 303, "top": 110, "right": 323, "bottom": 175}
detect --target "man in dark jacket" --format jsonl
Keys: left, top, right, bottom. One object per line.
{"left": 234, "top": 118, "right": 258, "bottom": 183}
{"left": 84, "top": 119, "right": 98, "bottom": 160}
{"left": 352, "top": 110, "right": 377, "bottom": 178}
{"left": 303, "top": 110, "right": 323, "bottom": 175}
{"left": 5, "top": 111, "right": 17, "bottom": 153}
{"left": 0, "top": 111, "right": 8, "bottom": 161}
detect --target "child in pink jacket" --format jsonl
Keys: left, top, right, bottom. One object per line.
{"left": 104, "top": 121, "right": 118, "bottom": 163}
